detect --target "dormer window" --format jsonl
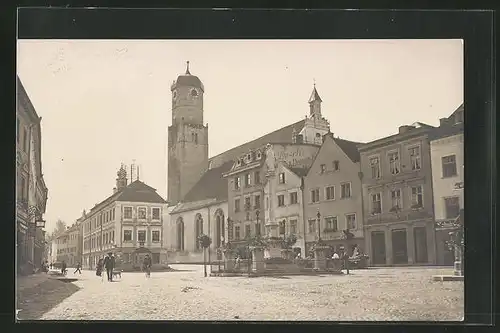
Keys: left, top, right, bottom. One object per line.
{"left": 256, "top": 151, "right": 262, "bottom": 160}
{"left": 333, "top": 160, "right": 340, "bottom": 171}
{"left": 316, "top": 133, "right": 321, "bottom": 138}
{"left": 236, "top": 159, "right": 242, "bottom": 167}
{"left": 247, "top": 153, "right": 252, "bottom": 162}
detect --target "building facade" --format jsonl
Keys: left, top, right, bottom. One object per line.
{"left": 430, "top": 104, "right": 464, "bottom": 265}
{"left": 166, "top": 65, "right": 333, "bottom": 261}
{"left": 16, "top": 76, "right": 48, "bottom": 275}
{"left": 303, "top": 133, "right": 364, "bottom": 256}
{"left": 82, "top": 165, "right": 169, "bottom": 269}
{"left": 359, "top": 123, "right": 437, "bottom": 266}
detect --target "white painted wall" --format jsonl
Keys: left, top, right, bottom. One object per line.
{"left": 430, "top": 133, "right": 464, "bottom": 221}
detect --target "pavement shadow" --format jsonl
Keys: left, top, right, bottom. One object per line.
{"left": 17, "top": 279, "right": 81, "bottom": 320}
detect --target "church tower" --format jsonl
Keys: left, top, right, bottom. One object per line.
{"left": 167, "top": 62, "right": 209, "bottom": 206}
{"left": 300, "top": 83, "right": 330, "bottom": 145}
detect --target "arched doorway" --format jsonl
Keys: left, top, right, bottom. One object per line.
{"left": 214, "top": 209, "right": 225, "bottom": 248}
{"left": 176, "top": 217, "right": 184, "bottom": 251}
{"left": 134, "top": 246, "right": 151, "bottom": 268}
{"left": 195, "top": 214, "right": 203, "bottom": 250}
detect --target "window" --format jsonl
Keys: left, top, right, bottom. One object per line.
{"left": 138, "top": 230, "right": 146, "bottom": 242}
{"left": 152, "top": 230, "right": 160, "bottom": 242}
{"left": 346, "top": 214, "right": 356, "bottom": 229}
{"left": 444, "top": 197, "right": 460, "bottom": 219}
{"left": 234, "top": 177, "right": 241, "bottom": 190}
{"left": 442, "top": 155, "right": 457, "bottom": 178}
{"left": 320, "top": 164, "right": 326, "bottom": 174}
{"left": 311, "top": 188, "right": 320, "bottom": 203}
{"left": 325, "top": 216, "right": 338, "bottom": 231}
{"left": 234, "top": 199, "right": 240, "bottom": 212}
{"left": 123, "top": 230, "right": 132, "bottom": 242}
{"left": 391, "top": 189, "right": 402, "bottom": 210}
{"left": 234, "top": 226, "right": 240, "bottom": 240}
{"left": 290, "top": 192, "right": 298, "bottom": 204}
{"left": 138, "top": 207, "right": 147, "bottom": 219}
{"left": 112, "top": 208, "right": 115, "bottom": 220}
{"left": 308, "top": 219, "right": 316, "bottom": 233}
{"left": 279, "top": 221, "right": 286, "bottom": 235}
{"left": 245, "top": 173, "right": 251, "bottom": 187}
{"left": 254, "top": 195, "right": 261, "bottom": 209}
{"left": 325, "top": 186, "right": 335, "bottom": 200}
{"left": 124, "top": 207, "right": 132, "bottom": 219}
{"left": 409, "top": 146, "right": 421, "bottom": 170}
{"left": 244, "top": 197, "right": 251, "bottom": 211}
{"left": 277, "top": 194, "right": 285, "bottom": 207}
{"left": 371, "top": 193, "right": 382, "bottom": 214}
{"left": 152, "top": 208, "right": 161, "bottom": 220}
{"left": 370, "top": 157, "right": 381, "bottom": 179}
{"left": 104, "top": 233, "right": 108, "bottom": 244}
{"left": 290, "top": 219, "right": 297, "bottom": 234}
{"left": 254, "top": 171, "right": 261, "bottom": 184}
{"left": 152, "top": 253, "right": 160, "bottom": 264}
{"left": 245, "top": 225, "right": 251, "bottom": 238}
{"left": 340, "top": 183, "right": 351, "bottom": 199}
{"left": 279, "top": 172, "right": 285, "bottom": 184}
{"left": 266, "top": 197, "right": 269, "bottom": 209}
{"left": 411, "top": 186, "right": 423, "bottom": 208}
{"left": 333, "top": 160, "right": 340, "bottom": 171}
{"left": 111, "top": 231, "right": 114, "bottom": 242}
{"left": 388, "top": 151, "right": 401, "bottom": 175}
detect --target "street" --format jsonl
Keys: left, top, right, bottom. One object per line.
{"left": 34, "top": 265, "right": 463, "bottom": 321}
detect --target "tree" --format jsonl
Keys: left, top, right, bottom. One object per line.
{"left": 198, "top": 234, "right": 212, "bottom": 277}
{"left": 54, "top": 219, "right": 67, "bottom": 236}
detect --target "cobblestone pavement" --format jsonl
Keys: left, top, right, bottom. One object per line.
{"left": 40, "top": 265, "right": 463, "bottom": 321}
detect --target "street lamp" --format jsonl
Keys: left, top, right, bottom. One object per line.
{"left": 255, "top": 210, "right": 260, "bottom": 237}
{"left": 316, "top": 210, "right": 321, "bottom": 241}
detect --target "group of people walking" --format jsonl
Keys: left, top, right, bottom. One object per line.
{"left": 95, "top": 252, "right": 152, "bottom": 281}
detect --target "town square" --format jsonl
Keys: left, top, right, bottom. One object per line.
{"left": 16, "top": 39, "right": 464, "bottom": 321}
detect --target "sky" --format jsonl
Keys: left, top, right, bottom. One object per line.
{"left": 17, "top": 39, "right": 463, "bottom": 233}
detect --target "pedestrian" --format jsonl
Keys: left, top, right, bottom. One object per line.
{"left": 74, "top": 262, "right": 82, "bottom": 274}
{"left": 61, "top": 260, "right": 67, "bottom": 275}
{"left": 49, "top": 262, "right": 53, "bottom": 270}
{"left": 142, "top": 254, "right": 152, "bottom": 278}
{"left": 96, "top": 258, "right": 103, "bottom": 277}
{"left": 103, "top": 252, "right": 115, "bottom": 282}
{"left": 332, "top": 251, "right": 340, "bottom": 259}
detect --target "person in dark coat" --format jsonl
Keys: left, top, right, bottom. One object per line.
{"left": 96, "top": 258, "right": 103, "bottom": 276}
{"left": 61, "top": 260, "right": 67, "bottom": 275}
{"left": 103, "top": 252, "right": 115, "bottom": 281}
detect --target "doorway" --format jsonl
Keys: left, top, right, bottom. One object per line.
{"left": 371, "top": 231, "right": 386, "bottom": 265}
{"left": 413, "top": 226, "right": 428, "bottom": 264}
{"left": 392, "top": 229, "right": 408, "bottom": 264}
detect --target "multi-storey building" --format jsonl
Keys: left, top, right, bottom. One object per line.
{"left": 430, "top": 104, "right": 464, "bottom": 265}
{"left": 81, "top": 165, "right": 169, "bottom": 270}
{"left": 54, "top": 231, "right": 69, "bottom": 263}
{"left": 16, "top": 76, "right": 48, "bottom": 275}
{"left": 359, "top": 122, "right": 437, "bottom": 266}
{"left": 303, "top": 132, "right": 364, "bottom": 256}
{"left": 167, "top": 64, "right": 330, "bottom": 262}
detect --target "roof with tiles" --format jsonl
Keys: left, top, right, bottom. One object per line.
{"left": 208, "top": 119, "right": 306, "bottom": 168}
{"left": 333, "top": 137, "right": 363, "bottom": 163}
{"left": 176, "top": 120, "right": 307, "bottom": 207}
{"left": 89, "top": 180, "right": 167, "bottom": 214}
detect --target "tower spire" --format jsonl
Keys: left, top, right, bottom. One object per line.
{"left": 185, "top": 61, "right": 191, "bottom": 75}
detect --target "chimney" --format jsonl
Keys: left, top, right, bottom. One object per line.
{"left": 439, "top": 118, "right": 448, "bottom": 126}
{"left": 398, "top": 125, "right": 414, "bottom": 134}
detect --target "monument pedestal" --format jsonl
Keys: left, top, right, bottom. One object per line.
{"left": 250, "top": 246, "right": 265, "bottom": 273}
{"left": 264, "top": 238, "right": 283, "bottom": 259}
{"left": 281, "top": 249, "right": 293, "bottom": 261}
{"left": 223, "top": 249, "right": 236, "bottom": 272}
{"left": 313, "top": 244, "right": 330, "bottom": 271}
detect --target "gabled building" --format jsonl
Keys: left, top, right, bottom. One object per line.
{"left": 430, "top": 104, "right": 464, "bottom": 265}
{"left": 16, "top": 76, "right": 49, "bottom": 275}
{"left": 166, "top": 63, "right": 330, "bottom": 262}
{"left": 303, "top": 132, "right": 364, "bottom": 256}
{"left": 359, "top": 122, "right": 437, "bottom": 266}
{"left": 81, "top": 165, "right": 169, "bottom": 269}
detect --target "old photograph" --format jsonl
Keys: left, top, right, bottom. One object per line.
{"left": 16, "top": 39, "right": 464, "bottom": 321}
